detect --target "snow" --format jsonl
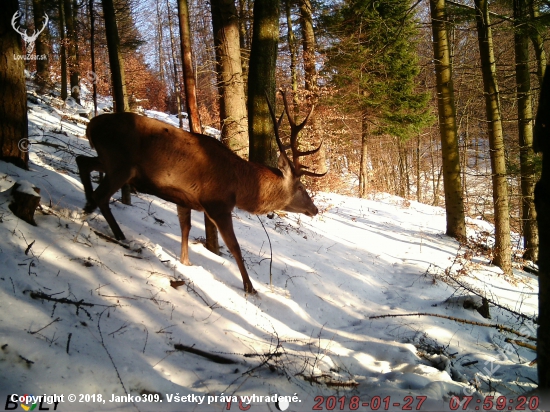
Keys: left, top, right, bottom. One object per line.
{"left": 0, "top": 92, "right": 541, "bottom": 411}
{"left": 11, "top": 180, "right": 40, "bottom": 197}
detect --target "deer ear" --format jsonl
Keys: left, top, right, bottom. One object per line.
{"left": 278, "top": 152, "right": 294, "bottom": 177}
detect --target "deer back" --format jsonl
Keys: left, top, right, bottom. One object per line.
{"left": 86, "top": 112, "right": 303, "bottom": 214}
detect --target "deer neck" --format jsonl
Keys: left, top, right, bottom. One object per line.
{"left": 235, "top": 163, "right": 290, "bottom": 214}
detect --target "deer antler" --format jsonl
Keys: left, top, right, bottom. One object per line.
{"left": 278, "top": 90, "right": 326, "bottom": 178}
{"left": 265, "top": 90, "right": 293, "bottom": 169}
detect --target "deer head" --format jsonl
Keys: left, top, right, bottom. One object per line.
{"left": 11, "top": 11, "right": 48, "bottom": 56}
{"left": 264, "top": 90, "right": 326, "bottom": 217}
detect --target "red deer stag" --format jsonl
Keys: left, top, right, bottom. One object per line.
{"left": 76, "top": 91, "right": 325, "bottom": 293}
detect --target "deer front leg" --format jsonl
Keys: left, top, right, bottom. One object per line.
{"left": 207, "top": 210, "right": 256, "bottom": 294}
{"left": 76, "top": 155, "right": 104, "bottom": 213}
{"left": 177, "top": 205, "right": 192, "bottom": 266}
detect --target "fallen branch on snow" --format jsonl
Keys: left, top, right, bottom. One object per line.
{"left": 368, "top": 312, "right": 536, "bottom": 341}
{"left": 173, "top": 343, "right": 237, "bottom": 364}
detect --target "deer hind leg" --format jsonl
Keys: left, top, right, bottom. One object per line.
{"left": 92, "top": 168, "right": 133, "bottom": 241}
{"left": 76, "top": 155, "right": 104, "bottom": 213}
{"left": 207, "top": 210, "right": 256, "bottom": 294}
{"left": 177, "top": 205, "right": 192, "bottom": 266}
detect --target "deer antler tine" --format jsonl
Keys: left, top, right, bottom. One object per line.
{"left": 279, "top": 89, "right": 295, "bottom": 126}
{"left": 296, "top": 140, "right": 323, "bottom": 157}
{"left": 265, "top": 90, "right": 288, "bottom": 156}
{"left": 277, "top": 110, "right": 284, "bottom": 129}
{"left": 278, "top": 89, "right": 301, "bottom": 171}
{"left": 276, "top": 88, "right": 325, "bottom": 179}
{"left": 300, "top": 169, "right": 328, "bottom": 178}
{"left": 297, "top": 104, "right": 315, "bottom": 131}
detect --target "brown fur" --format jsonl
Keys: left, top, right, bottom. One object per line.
{"left": 76, "top": 112, "right": 320, "bottom": 293}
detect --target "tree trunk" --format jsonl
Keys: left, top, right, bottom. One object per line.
{"left": 475, "top": 0, "right": 512, "bottom": 275}
{"left": 32, "top": 0, "right": 49, "bottom": 91}
{"left": 528, "top": 0, "right": 547, "bottom": 86}
{"left": 89, "top": 0, "right": 97, "bottom": 116}
{"left": 359, "top": 111, "right": 369, "bottom": 198}
{"left": 299, "top": 0, "right": 326, "bottom": 176}
{"left": 300, "top": 0, "right": 316, "bottom": 94}
{"left": 9, "top": 182, "right": 40, "bottom": 226}
{"left": 247, "top": 0, "right": 279, "bottom": 167}
{"left": 429, "top": 0, "right": 466, "bottom": 239}
{"left": 156, "top": 0, "right": 165, "bottom": 84}
{"left": 210, "top": 0, "right": 248, "bottom": 158}
{"left": 0, "top": 0, "right": 29, "bottom": 170}
{"left": 514, "top": 0, "right": 538, "bottom": 262}
{"left": 404, "top": 140, "right": 411, "bottom": 197}
{"left": 64, "top": 0, "right": 80, "bottom": 103}
{"left": 101, "top": 0, "right": 129, "bottom": 113}
{"left": 533, "top": 63, "right": 550, "bottom": 391}
{"left": 101, "top": 0, "right": 130, "bottom": 205}
{"left": 59, "top": 0, "right": 68, "bottom": 100}
{"left": 166, "top": 0, "right": 183, "bottom": 128}
{"left": 177, "top": 0, "right": 219, "bottom": 255}
{"left": 285, "top": 0, "right": 299, "bottom": 119}
{"left": 416, "top": 134, "right": 421, "bottom": 202}
{"left": 238, "top": 0, "right": 251, "bottom": 88}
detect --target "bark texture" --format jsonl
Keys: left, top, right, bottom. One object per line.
{"left": 514, "top": 0, "right": 538, "bottom": 262}
{"left": 475, "top": 0, "right": 512, "bottom": 274}
{"left": 247, "top": 0, "right": 279, "bottom": 167}
{"left": 32, "top": 0, "right": 49, "bottom": 91}
{"left": 429, "top": 0, "right": 466, "bottom": 239}
{"left": 0, "top": 0, "right": 28, "bottom": 170}
{"left": 533, "top": 64, "right": 550, "bottom": 390}
{"left": 178, "top": 0, "right": 219, "bottom": 254}
{"left": 211, "top": 0, "right": 248, "bottom": 158}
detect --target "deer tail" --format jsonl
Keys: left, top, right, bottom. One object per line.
{"left": 85, "top": 121, "right": 96, "bottom": 149}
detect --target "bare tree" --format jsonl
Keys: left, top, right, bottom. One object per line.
{"left": 429, "top": 0, "right": 466, "bottom": 239}
{"left": 59, "top": 0, "right": 68, "bottom": 100}
{"left": 474, "top": 0, "right": 512, "bottom": 274}
{"left": 102, "top": 0, "right": 129, "bottom": 113}
{"left": 32, "top": 0, "right": 49, "bottom": 91}
{"left": 247, "top": 0, "right": 279, "bottom": 167}
{"left": 166, "top": 0, "right": 183, "bottom": 128}
{"left": 210, "top": 0, "right": 248, "bottom": 158}
{"left": 533, "top": 45, "right": 550, "bottom": 391}
{"left": 177, "top": 0, "right": 219, "bottom": 255}
{"left": 65, "top": 0, "right": 80, "bottom": 103}
{"left": 513, "top": 0, "right": 538, "bottom": 262}
{"left": 102, "top": 0, "right": 131, "bottom": 204}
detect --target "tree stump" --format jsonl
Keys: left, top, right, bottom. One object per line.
{"left": 8, "top": 181, "right": 41, "bottom": 226}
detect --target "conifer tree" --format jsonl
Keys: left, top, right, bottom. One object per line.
{"left": 323, "top": 0, "right": 432, "bottom": 197}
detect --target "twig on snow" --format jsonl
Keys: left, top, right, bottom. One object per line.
{"left": 368, "top": 312, "right": 536, "bottom": 341}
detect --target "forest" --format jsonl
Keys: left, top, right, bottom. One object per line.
{"left": 1, "top": 0, "right": 549, "bottom": 407}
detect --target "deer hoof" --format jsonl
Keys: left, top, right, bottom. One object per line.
{"left": 83, "top": 202, "right": 97, "bottom": 214}
{"left": 245, "top": 285, "right": 257, "bottom": 295}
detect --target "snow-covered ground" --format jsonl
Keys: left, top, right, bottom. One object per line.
{"left": 0, "top": 91, "right": 542, "bottom": 411}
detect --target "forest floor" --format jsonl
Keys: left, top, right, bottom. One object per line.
{"left": 0, "top": 86, "right": 542, "bottom": 411}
